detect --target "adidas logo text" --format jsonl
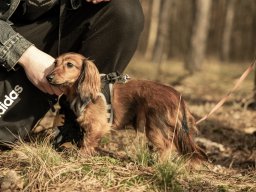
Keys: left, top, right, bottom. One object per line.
{"left": 0, "top": 85, "right": 23, "bottom": 118}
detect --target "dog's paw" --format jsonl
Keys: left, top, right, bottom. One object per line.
{"left": 79, "top": 146, "right": 97, "bottom": 157}
{"left": 32, "top": 109, "right": 61, "bottom": 133}
{"left": 53, "top": 114, "right": 65, "bottom": 127}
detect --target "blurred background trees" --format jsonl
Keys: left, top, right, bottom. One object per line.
{"left": 137, "top": 0, "right": 256, "bottom": 73}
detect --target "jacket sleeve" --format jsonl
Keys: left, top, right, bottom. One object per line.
{"left": 0, "top": 20, "right": 33, "bottom": 71}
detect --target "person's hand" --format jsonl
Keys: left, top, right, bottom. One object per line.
{"left": 18, "top": 46, "right": 62, "bottom": 96}
{"left": 86, "top": 0, "right": 110, "bottom": 4}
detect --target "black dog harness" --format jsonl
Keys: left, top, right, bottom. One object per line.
{"left": 100, "top": 72, "right": 130, "bottom": 123}
{"left": 70, "top": 72, "right": 130, "bottom": 124}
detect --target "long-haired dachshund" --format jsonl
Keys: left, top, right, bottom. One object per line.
{"left": 46, "top": 53, "right": 207, "bottom": 162}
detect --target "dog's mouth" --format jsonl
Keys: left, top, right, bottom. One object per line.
{"left": 48, "top": 81, "right": 73, "bottom": 93}
{"left": 48, "top": 81, "right": 71, "bottom": 87}
{"left": 46, "top": 74, "right": 72, "bottom": 87}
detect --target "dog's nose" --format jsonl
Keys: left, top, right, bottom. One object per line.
{"left": 46, "top": 74, "right": 54, "bottom": 83}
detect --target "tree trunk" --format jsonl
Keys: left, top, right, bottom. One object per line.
{"left": 253, "top": 4, "right": 256, "bottom": 101}
{"left": 221, "top": 0, "right": 236, "bottom": 61}
{"left": 151, "top": 0, "right": 172, "bottom": 64}
{"left": 254, "top": 67, "right": 256, "bottom": 100}
{"left": 137, "top": 0, "right": 153, "bottom": 55}
{"left": 185, "top": 0, "right": 212, "bottom": 73}
{"left": 145, "top": 0, "right": 161, "bottom": 60}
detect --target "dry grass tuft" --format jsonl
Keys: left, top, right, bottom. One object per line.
{"left": 0, "top": 134, "right": 189, "bottom": 191}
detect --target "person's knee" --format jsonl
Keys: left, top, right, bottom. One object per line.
{"left": 108, "top": 0, "right": 144, "bottom": 35}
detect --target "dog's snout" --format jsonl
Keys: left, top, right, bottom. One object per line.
{"left": 46, "top": 74, "right": 54, "bottom": 83}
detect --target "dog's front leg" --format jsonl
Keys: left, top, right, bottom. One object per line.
{"left": 78, "top": 120, "right": 110, "bottom": 156}
{"left": 76, "top": 97, "right": 111, "bottom": 156}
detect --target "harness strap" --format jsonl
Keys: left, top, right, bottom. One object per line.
{"left": 70, "top": 72, "right": 130, "bottom": 123}
{"left": 70, "top": 96, "right": 91, "bottom": 117}
{"left": 108, "top": 83, "right": 114, "bottom": 124}
{"left": 58, "top": 0, "right": 66, "bottom": 55}
{"left": 100, "top": 72, "right": 130, "bottom": 124}
{"left": 97, "top": 91, "right": 114, "bottom": 124}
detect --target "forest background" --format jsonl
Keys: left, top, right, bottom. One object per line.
{"left": 137, "top": 0, "right": 256, "bottom": 69}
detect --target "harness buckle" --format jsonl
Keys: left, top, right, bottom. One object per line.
{"left": 103, "top": 72, "right": 130, "bottom": 84}
{"left": 118, "top": 74, "right": 130, "bottom": 83}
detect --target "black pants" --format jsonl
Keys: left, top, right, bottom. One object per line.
{"left": 0, "top": 0, "right": 144, "bottom": 145}
{"left": 13, "top": 0, "right": 144, "bottom": 73}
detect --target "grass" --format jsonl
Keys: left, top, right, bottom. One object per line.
{"left": 154, "top": 157, "right": 188, "bottom": 192}
{"left": 2, "top": 135, "right": 252, "bottom": 192}
{"left": 0, "top": 134, "right": 189, "bottom": 191}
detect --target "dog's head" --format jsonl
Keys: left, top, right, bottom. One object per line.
{"left": 46, "top": 53, "right": 101, "bottom": 100}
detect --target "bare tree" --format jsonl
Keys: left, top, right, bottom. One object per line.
{"left": 137, "top": 0, "right": 256, "bottom": 62}
{"left": 221, "top": 0, "right": 236, "bottom": 61}
{"left": 151, "top": 0, "right": 172, "bottom": 64}
{"left": 137, "top": 0, "right": 153, "bottom": 55}
{"left": 185, "top": 0, "right": 212, "bottom": 73}
{"left": 145, "top": 0, "right": 161, "bottom": 60}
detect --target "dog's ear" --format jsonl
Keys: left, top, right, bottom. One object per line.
{"left": 77, "top": 59, "right": 101, "bottom": 101}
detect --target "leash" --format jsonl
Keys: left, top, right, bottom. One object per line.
{"left": 58, "top": 0, "right": 65, "bottom": 55}
{"left": 196, "top": 60, "right": 256, "bottom": 125}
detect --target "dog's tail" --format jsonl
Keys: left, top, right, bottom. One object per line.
{"left": 174, "top": 101, "right": 208, "bottom": 162}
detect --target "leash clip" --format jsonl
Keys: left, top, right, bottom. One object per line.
{"left": 118, "top": 74, "right": 130, "bottom": 83}
{"left": 102, "top": 72, "right": 131, "bottom": 84}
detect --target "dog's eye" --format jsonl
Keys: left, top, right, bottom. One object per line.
{"left": 66, "top": 62, "right": 74, "bottom": 68}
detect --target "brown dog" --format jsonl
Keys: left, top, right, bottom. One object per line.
{"left": 46, "top": 53, "right": 207, "bottom": 162}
